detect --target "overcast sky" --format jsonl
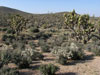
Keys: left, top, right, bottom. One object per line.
{"left": 0, "top": 0, "right": 100, "bottom": 17}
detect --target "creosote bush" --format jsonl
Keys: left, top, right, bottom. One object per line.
{"left": 39, "top": 64, "right": 59, "bottom": 75}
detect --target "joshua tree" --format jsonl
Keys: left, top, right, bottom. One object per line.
{"left": 64, "top": 10, "right": 94, "bottom": 44}
{"left": 9, "top": 14, "right": 28, "bottom": 36}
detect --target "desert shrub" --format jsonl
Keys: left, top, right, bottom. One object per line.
{"left": 12, "top": 41, "right": 25, "bottom": 50}
{"left": 0, "top": 66, "right": 19, "bottom": 75}
{"left": 52, "top": 42, "right": 84, "bottom": 61}
{"left": 0, "top": 62, "right": 3, "bottom": 68}
{"left": 2, "top": 28, "right": 7, "bottom": 32}
{"left": 92, "top": 45, "right": 100, "bottom": 56}
{"left": 30, "top": 27, "right": 39, "bottom": 33}
{"left": 2, "top": 34, "right": 15, "bottom": 44}
{"left": 29, "top": 42, "right": 35, "bottom": 49}
{"left": 48, "top": 35, "right": 66, "bottom": 47}
{"left": 33, "top": 52, "right": 44, "bottom": 60}
{"left": 42, "top": 33, "right": 52, "bottom": 39}
{"left": 39, "top": 64, "right": 59, "bottom": 75}
{"left": 0, "top": 50, "right": 12, "bottom": 65}
{"left": 38, "top": 39, "right": 50, "bottom": 52}
{"left": 2, "top": 34, "right": 8, "bottom": 41}
{"left": 56, "top": 55, "right": 67, "bottom": 65}
{"left": 41, "top": 45, "right": 50, "bottom": 52}
{"left": 21, "top": 48, "right": 44, "bottom": 60}
{"left": 12, "top": 50, "right": 32, "bottom": 69}
{"left": 86, "top": 40, "right": 100, "bottom": 56}
{"left": 36, "top": 31, "right": 51, "bottom": 39}
{"left": 6, "top": 28, "right": 15, "bottom": 34}
{"left": 12, "top": 48, "right": 44, "bottom": 68}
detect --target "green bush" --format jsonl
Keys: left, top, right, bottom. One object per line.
{"left": 39, "top": 64, "right": 59, "bottom": 75}
{"left": 41, "top": 45, "right": 50, "bottom": 52}
{"left": 39, "top": 40, "right": 50, "bottom": 52}
{"left": 30, "top": 27, "right": 39, "bottom": 33}
{"left": 12, "top": 48, "right": 44, "bottom": 68}
{"left": 0, "top": 66, "right": 19, "bottom": 75}
{"left": 2, "top": 34, "right": 8, "bottom": 41}
{"left": 0, "top": 62, "right": 3, "bottom": 68}
{"left": 12, "top": 50, "right": 32, "bottom": 69}
{"left": 30, "top": 51, "right": 44, "bottom": 60}
{"left": 29, "top": 42, "right": 35, "bottom": 49}
{"left": 22, "top": 48, "right": 44, "bottom": 60}
{"left": 2, "top": 34, "right": 15, "bottom": 44}
{"left": 86, "top": 41, "right": 100, "bottom": 56}
{"left": 36, "top": 32, "right": 51, "bottom": 39}
{"left": 2, "top": 28, "right": 7, "bottom": 32}
{"left": 52, "top": 42, "right": 84, "bottom": 61}
{"left": 6, "top": 28, "right": 15, "bottom": 34}
{"left": 0, "top": 50, "right": 12, "bottom": 65}
{"left": 12, "top": 41, "right": 25, "bottom": 50}
{"left": 93, "top": 46, "right": 100, "bottom": 56}
{"left": 57, "top": 55, "right": 67, "bottom": 65}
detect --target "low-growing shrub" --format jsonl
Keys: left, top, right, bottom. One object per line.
{"left": 12, "top": 50, "right": 32, "bottom": 69}
{"left": 2, "top": 28, "right": 7, "bottom": 32}
{"left": 29, "top": 42, "right": 35, "bottom": 49}
{"left": 52, "top": 42, "right": 84, "bottom": 62}
{"left": 33, "top": 52, "right": 44, "bottom": 60}
{"left": 36, "top": 32, "right": 51, "bottom": 39}
{"left": 0, "top": 50, "right": 12, "bottom": 65}
{"left": 12, "top": 41, "right": 25, "bottom": 50}
{"left": 12, "top": 48, "right": 44, "bottom": 68}
{"left": 39, "top": 64, "right": 59, "bottom": 75}
{"left": 56, "top": 55, "right": 67, "bottom": 65}
{"left": 6, "top": 28, "right": 15, "bottom": 34}
{"left": 0, "top": 66, "right": 19, "bottom": 75}
{"left": 86, "top": 41, "right": 100, "bottom": 56}
{"left": 30, "top": 27, "right": 39, "bottom": 33}
{"left": 39, "top": 40, "right": 50, "bottom": 52}
{"left": 0, "top": 62, "right": 3, "bottom": 68}
{"left": 2, "top": 34, "right": 15, "bottom": 45}
{"left": 41, "top": 45, "right": 50, "bottom": 52}
{"left": 92, "top": 46, "right": 100, "bottom": 56}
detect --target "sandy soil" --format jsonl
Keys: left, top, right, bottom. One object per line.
{"left": 17, "top": 51, "right": 100, "bottom": 75}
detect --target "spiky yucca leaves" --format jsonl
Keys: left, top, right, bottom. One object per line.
{"left": 64, "top": 10, "right": 94, "bottom": 44}
{"left": 39, "top": 64, "right": 59, "bottom": 75}
{"left": 9, "top": 14, "right": 29, "bottom": 36}
{"left": 0, "top": 50, "right": 12, "bottom": 65}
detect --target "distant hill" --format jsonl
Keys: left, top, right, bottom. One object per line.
{"left": 0, "top": 6, "right": 98, "bottom": 28}
{"left": 0, "top": 6, "right": 32, "bottom": 16}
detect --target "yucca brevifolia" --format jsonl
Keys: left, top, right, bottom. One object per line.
{"left": 78, "top": 15, "right": 94, "bottom": 43}
{"left": 64, "top": 10, "right": 78, "bottom": 33}
{"left": 96, "top": 21, "right": 100, "bottom": 35}
{"left": 64, "top": 10, "right": 94, "bottom": 43}
{"left": 9, "top": 14, "right": 28, "bottom": 36}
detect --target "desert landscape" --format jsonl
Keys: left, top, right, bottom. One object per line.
{"left": 0, "top": 0, "right": 100, "bottom": 75}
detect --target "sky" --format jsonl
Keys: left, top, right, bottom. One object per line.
{"left": 0, "top": 0, "right": 100, "bottom": 17}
